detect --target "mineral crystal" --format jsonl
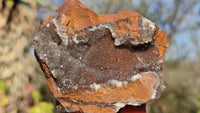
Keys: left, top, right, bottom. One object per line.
{"left": 32, "top": 0, "right": 169, "bottom": 112}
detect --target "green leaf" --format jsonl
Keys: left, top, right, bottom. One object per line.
{"left": 30, "top": 102, "right": 54, "bottom": 113}
{"left": 0, "top": 81, "right": 7, "bottom": 94}
{"left": 31, "top": 90, "right": 42, "bottom": 103}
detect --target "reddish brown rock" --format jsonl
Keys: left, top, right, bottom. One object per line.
{"left": 32, "top": 0, "right": 169, "bottom": 113}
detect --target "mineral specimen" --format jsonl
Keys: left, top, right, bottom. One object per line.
{"left": 32, "top": 0, "right": 169, "bottom": 113}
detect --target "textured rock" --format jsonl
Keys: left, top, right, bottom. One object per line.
{"left": 32, "top": 0, "right": 170, "bottom": 113}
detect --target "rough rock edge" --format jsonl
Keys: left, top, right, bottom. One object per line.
{"left": 49, "top": 14, "right": 156, "bottom": 47}
{"left": 33, "top": 54, "right": 163, "bottom": 113}
{"left": 113, "top": 71, "right": 163, "bottom": 111}
{"left": 32, "top": 1, "right": 167, "bottom": 112}
{"left": 52, "top": 16, "right": 69, "bottom": 46}
{"left": 55, "top": 71, "right": 164, "bottom": 112}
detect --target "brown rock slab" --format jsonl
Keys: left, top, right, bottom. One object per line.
{"left": 32, "top": 0, "right": 170, "bottom": 112}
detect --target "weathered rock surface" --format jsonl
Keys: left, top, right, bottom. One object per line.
{"left": 32, "top": 0, "right": 169, "bottom": 112}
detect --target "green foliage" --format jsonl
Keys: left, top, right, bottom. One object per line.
{"left": 0, "top": 81, "right": 8, "bottom": 106}
{"left": 31, "top": 90, "right": 42, "bottom": 103}
{"left": 30, "top": 102, "right": 54, "bottom": 113}
{"left": 197, "top": 96, "right": 200, "bottom": 113}
{"left": 197, "top": 96, "right": 200, "bottom": 107}
{"left": 0, "top": 81, "right": 7, "bottom": 94}
{"left": 30, "top": 90, "right": 54, "bottom": 113}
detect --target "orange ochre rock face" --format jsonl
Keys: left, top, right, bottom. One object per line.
{"left": 32, "top": 0, "right": 170, "bottom": 113}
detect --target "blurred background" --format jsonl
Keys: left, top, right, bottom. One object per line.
{"left": 0, "top": 0, "right": 200, "bottom": 113}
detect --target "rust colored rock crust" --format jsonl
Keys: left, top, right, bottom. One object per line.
{"left": 32, "top": 0, "right": 169, "bottom": 113}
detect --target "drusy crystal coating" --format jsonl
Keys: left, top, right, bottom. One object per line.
{"left": 32, "top": 0, "right": 169, "bottom": 113}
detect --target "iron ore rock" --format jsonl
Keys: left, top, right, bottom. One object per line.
{"left": 32, "top": 0, "right": 169, "bottom": 113}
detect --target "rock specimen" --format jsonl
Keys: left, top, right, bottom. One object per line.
{"left": 32, "top": 0, "right": 169, "bottom": 113}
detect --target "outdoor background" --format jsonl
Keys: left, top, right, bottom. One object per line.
{"left": 0, "top": 0, "right": 200, "bottom": 113}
